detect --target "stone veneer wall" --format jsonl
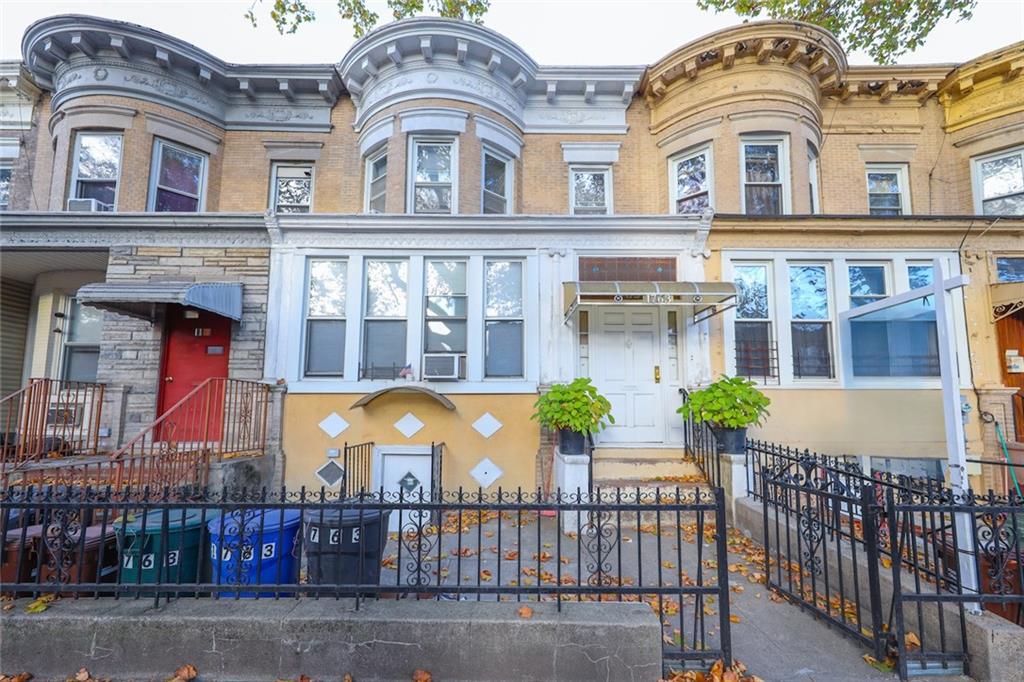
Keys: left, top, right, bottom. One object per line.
{"left": 96, "top": 245, "right": 270, "bottom": 448}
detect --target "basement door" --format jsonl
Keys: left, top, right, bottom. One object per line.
{"left": 374, "top": 446, "right": 434, "bottom": 532}
{"left": 590, "top": 307, "right": 663, "bottom": 443}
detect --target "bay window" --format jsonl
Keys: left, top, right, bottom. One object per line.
{"left": 866, "top": 164, "right": 910, "bottom": 216}
{"left": 70, "top": 132, "right": 122, "bottom": 210}
{"left": 482, "top": 149, "right": 512, "bottom": 214}
{"left": 362, "top": 259, "right": 409, "bottom": 379}
{"left": 570, "top": 167, "right": 612, "bottom": 215}
{"left": 972, "top": 146, "right": 1024, "bottom": 215}
{"left": 148, "top": 139, "right": 207, "bottom": 212}
{"left": 365, "top": 151, "right": 387, "bottom": 213}
{"left": 63, "top": 298, "right": 101, "bottom": 383}
{"left": 789, "top": 264, "right": 834, "bottom": 378}
{"left": 305, "top": 259, "right": 346, "bottom": 376}
{"left": 671, "top": 146, "right": 712, "bottom": 213}
{"left": 423, "top": 260, "right": 468, "bottom": 379}
{"left": 742, "top": 137, "right": 787, "bottom": 215}
{"left": 271, "top": 164, "right": 313, "bottom": 213}
{"left": 409, "top": 138, "right": 456, "bottom": 214}
{"left": 733, "top": 263, "right": 776, "bottom": 381}
{"left": 484, "top": 260, "right": 524, "bottom": 378}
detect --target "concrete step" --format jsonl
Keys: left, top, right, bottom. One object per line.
{"left": 592, "top": 447, "right": 689, "bottom": 461}
{"left": 592, "top": 456, "right": 702, "bottom": 482}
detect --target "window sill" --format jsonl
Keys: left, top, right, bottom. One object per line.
{"left": 288, "top": 378, "right": 538, "bottom": 395}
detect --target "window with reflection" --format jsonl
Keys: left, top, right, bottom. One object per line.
{"left": 482, "top": 149, "right": 512, "bottom": 214}
{"left": 485, "top": 260, "right": 524, "bottom": 377}
{"left": 271, "top": 164, "right": 312, "bottom": 213}
{"left": 807, "top": 143, "right": 821, "bottom": 214}
{"left": 362, "top": 259, "right": 408, "bottom": 379}
{"left": 570, "top": 167, "right": 611, "bottom": 215}
{"left": 908, "top": 263, "right": 934, "bottom": 290}
{"left": 424, "top": 260, "right": 468, "bottom": 379}
{"left": 0, "top": 164, "right": 11, "bottom": 211}
{"left": 305, "top": 259, "right": 346, "bottom": 376}
{"left": 672, "top": 147, "right": 711, "bottom": 213}
{"left": 742, "top": 139, "right": 786, "bottom": 215}
{"left": 365, "top": 151, "right": 387, "bottom": 213}
{"left": 850, "top": 297, "right": 939, "bottom": 377}
{"left": 410, "top": 138, "right": 455, "bottom": 214}
{"left": 733, "top": 263, "right": 776, "bottom": 381}
{"left": 789, "top": 264, "right": 834, "bottom": 378}
{"left": 70, "top": 132, "right": 122, "bottom": 210}
{"left": 848, "top": 264, "right": 888, "bottom": 307}
{"left": 866, "top": 164, "right": 910, "bottom": 216}
{"left": 149, "top": 139, "right": 207, "bottom": 212}
{"left": 996, "top": 256, "right": 1024, "bottom": 283}
{"left": 973, "top": 147, "right": 1024, "bottom": 215}
{"left": 63, "top": 298, "right": 102, "bottom": 383}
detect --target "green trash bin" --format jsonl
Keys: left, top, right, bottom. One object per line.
{"left": 116, "top": 508, "right": 219, "bottom": 595}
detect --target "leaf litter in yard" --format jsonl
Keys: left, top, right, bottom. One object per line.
{"left": 167, "top": 664, "right": 198, "bottom": 682}
{"left": 1, "top": 674, "right": 33, "bottom": 682}
{"left": 661, "top": 658, "right": 763, "bottom": 682}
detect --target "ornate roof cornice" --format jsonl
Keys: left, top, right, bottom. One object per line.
{"left": 938, "top": 41, "right": 1024, "bottom": 99}
{"left": 21, "top": 15, "right": 343, "bottom": 132}
{"left": 338, "top": 17, "right": 644, "bottom": 133}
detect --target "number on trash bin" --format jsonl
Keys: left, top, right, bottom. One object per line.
{"left": 241, "top": 545, "right": 254, "bottom": 561}
{"left": 211, "top": 545, "right": 232, "bottom": 561}
{"left": 262, "top": 542, "right": 275, "bottom": 559}
{"left": 328, "top": 528, "right": 341, "bottom": 545}
{"left": 308, "top": 526, "right": 319, "bottom": 544}
{"left": 141, "top": 553, "right": 155, "bottom": 570}
{"left": 166, "top": 550, "right": 179, "bottom": 567}
{"left": 351, "top": 527, "right": 360, "bottom": 543}
{"left": 123, "top": 554, "right": 134, "bottom": 569}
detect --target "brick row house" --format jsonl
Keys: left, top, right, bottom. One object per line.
{"left": 0, "top": 15, "right": 1021, "bottom": 494}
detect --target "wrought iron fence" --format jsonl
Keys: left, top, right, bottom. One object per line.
{"left": 680, "top": 389, "right": 720, "bottom": 488}
{"left": 341, "top": 441, "right": 373, "bottom": 497}
{"left": 0, "top": 483, "right": 732, "bottom": 671}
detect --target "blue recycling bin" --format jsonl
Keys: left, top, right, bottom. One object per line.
{"left": 207, "top": 508, "right": 301, "bottom": 597}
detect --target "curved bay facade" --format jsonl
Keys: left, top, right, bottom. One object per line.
{"left": 2, "top": 15, "right": 1022, "bottom": 493}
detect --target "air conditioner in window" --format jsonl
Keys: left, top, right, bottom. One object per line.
{"left": 67, "top": 198, "right": 113, "bottom": 212}
{"left": 423, "top": 354, "right": 465, "bottom": 381}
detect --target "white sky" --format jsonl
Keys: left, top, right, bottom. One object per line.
{"left": 1, "top": 0, "right": 1022, "bottom": 67}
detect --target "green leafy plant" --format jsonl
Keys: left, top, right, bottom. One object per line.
{"left": 532, "top": 378, "right": 615, "bottom": 435}
{"left": 677, "top": 375, "right": 770, "bottom": 430}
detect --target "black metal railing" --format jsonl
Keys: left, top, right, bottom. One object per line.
{"left": 0, "top": 484, "right": 732, "bottom": 671}
{"left": 342, "top": 441, "right": 374, "bottom": 498}
{"left": 680, "top": 389, "right": 720, "bottom": 488}
{"left": 735, "top": 341, "right": 780, "bottom": 383}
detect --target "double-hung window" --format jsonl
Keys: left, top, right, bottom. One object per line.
{"left": 808, "top": 143, "right": 821, "bottom": 213}
{"left": 271, "top": 164, "right": 313, "bottom": 213}
{"left": 789, "top": 264, "right": 834, "bottom": 378}
{"left": 305, "top": 259, "right": 346, "bottom": 376}
{"left": 733, "top": 263, "right": 776, "bottom": 381}
{"left": 485, "top": 260, "right": 524, "bottom": 378}
{"left": 0, "top": 163, "right": 11, "bottom": 210}
{"left": 866, "top": 164, "right": 910, "bottom": 215}
{"left": 365, "top": 151, "right": 387, "bottom": 213}
{"left": 70, "top": 132, "right": 122, "bottom": 210}
{"left": 671, "top": 146, "right": 712, "bottom": 213}
{"left": 362, "top": 259, "right": 409, "bottom": 379}
{"left": 848, "top": 263, "right": 889, "bottom": 308}
{"left": 908, "top": 262, "right": 935, "bottom": 290}
{"left": 63, "top": 298, "right": 102, "bottom": 383}
{"left": 482, "top": 149, "right": 513, "bottom": 214}
{"left": 149, "top": 139, "right": 207, "bottom": 212}
{"left": 742, "top": 137, "right": 787, "bottom": 215}
{"left": 972, "top": 146, "right": 1024, "bottom": 215}
{"left": 423, "top": 260, "right": 468, "bottom": 379}
{"left": 410, "top": 138, "right": 456, "bottom": 214}
{"left": 570, "top": 167, "right": 611, "bottom": 215}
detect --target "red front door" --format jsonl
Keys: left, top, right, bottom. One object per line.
{"left": 158, "top": 305, "right": 232, "bottom": 440}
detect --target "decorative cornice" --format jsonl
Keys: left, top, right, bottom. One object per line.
{"left": 338, "top": 17, "right": 643, "bottom": 134}
{"left": 21, "top": 15, "right": 342, "bottom": 132}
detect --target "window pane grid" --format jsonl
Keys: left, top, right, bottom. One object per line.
{"left": 413, "top": 140, "right": 454, "bottom": 215}
{"left": 362, "top": 259, "right": 409, "bottom": 379}
{"left": 788, "top": 264, "right": 834, "bottom": 379}
{"left": 273, "top": 165, "right": 312, "bottom": 213}
{"left": 485, "top": 260, "right": 524, "bottom": 377}
{"left": 571, "top": 169, "right": 609, "bottom": 215}
{"left": 305, "top": 259, "right": 346, "bottom": 376}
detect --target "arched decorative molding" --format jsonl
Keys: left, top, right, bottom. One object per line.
{"left": 939, "top": 41, "right": 1024, "bottom": 133}
{"left": 338, "top": 17, "right": 643, "bottom": 134}
{"left": 358, "top": 115, "right": 394, "bottom": 155}
{"left": 48, "top": 102, "right": 137, "bottom": 136}
{"left": 727, "top": 109, "right": 821, "bottom": 148}
{"left": 398, "top": 106, "right": 468, "bottom": 134}
{"left": 350, "top": 384, "right": 457, "bottom": 411}
{"left": 22, "top": 15, "right": 342, "bottom": 132}
{"left": 474, "top": 114, "right": 522, "bottom": 158}
{"left": 144, "top": 111, "right": 221, "bottom": 155}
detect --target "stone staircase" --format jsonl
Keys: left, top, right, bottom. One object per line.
{"left": 590, "top": 447, "right": 706, "bottom": 491}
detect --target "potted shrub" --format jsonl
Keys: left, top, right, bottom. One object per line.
{"left": 677, "top": 375, "right": 770, "bottom": 454}
{"left": 532, "top": 378, "right": 615, "bottom": 455}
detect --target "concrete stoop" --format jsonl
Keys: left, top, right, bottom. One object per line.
{"left": 591, "top": 447, "right": 703, "bottom": 483}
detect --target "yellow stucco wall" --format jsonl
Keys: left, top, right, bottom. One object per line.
{"left": 282, "top": 392, "right": 540, "bottom": 491}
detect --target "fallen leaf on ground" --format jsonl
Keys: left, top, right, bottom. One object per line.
{"left": 75, "top": 670, "right": 90, "bottom": 682}
{"left": 167, "top": 664, "right": 197, "bottom": 682}
{"left": 1, "top": 674, "right": 32, "bottom": 682}
{"left": 905, "top": 631, "right": 921, "bottom": 649}
{"left": 517, "top": 605, "right": 534, "bottom": 619}
{"left": 729, "top": 614, "right": 742, "bottom": 623}
{"left": 412, "top": 670, "right": 432, "bottom": 682}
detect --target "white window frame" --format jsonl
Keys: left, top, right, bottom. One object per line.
{"left": 364, "top": 148, "right": 387, "bottom": 213}
{"left": 740, "top": 135, "right": 790, "bottom": 215}
{"left": 407, "top": 136, "right": 458, "bottom": 215}
{"left": 60, "top": 296, "right": 101, "bottom": 383}
{"left": 971, "top": 145, "right": 1024, "bottom": 215}
{"left": 270, "top": 162, "right": 314, "bottom": 213}
{"left": 302, "top": 258, "right": 347, "bottom": 378}
{"left": 147, "top": 138, "right": 208, "bottom": 212}
{"left": 361, "top": 258, "right": 411, "bottom": 380}
{"left": 569, "top": 166, "right": 613, "bottom": 215}
{"left": 0, "top": 161, "right": 12, "bottom": 211}
{"left": 731, "top": 261, "right": 777, "bottom": 384}
{"left": 865, "top": 163, "right": 911, "bottom": 216}
{"left": 847, "top": 261, "right": 891, "bottom": 308}
{"left": 484, "top": 258, "right": 525, "bottom": 379}
{"left": 481, "top": 146, "right": 514, "bottom": 215}
{"left": 807, "top": 143, "right": 821, "bottom": 214}
{"left": 669, "top": 144, "right": 713, "bottom": 214}
{"left": 787, "top": 261, "right": 836, "bottom": 381}
{"left": 723, "top": 251, "right": 971, "bottom": 389}
{"left": 69, "top": 131, "right": 123, "bottom": 211}
{"left": 423, "top": 258, "right": 469, "bottom": 380}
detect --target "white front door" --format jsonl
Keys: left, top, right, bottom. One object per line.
{"left": 591, "top": 308, "right": 663, "bottom": 443}
{"left": 375, "top": 448, "right": 434, "bottom": 532}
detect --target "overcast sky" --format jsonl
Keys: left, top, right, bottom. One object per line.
{"left": 1, "top": 0, "right": 1022, "bottom": 67}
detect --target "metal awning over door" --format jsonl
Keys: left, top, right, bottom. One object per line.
{"left": 562, "top": 280, "right": 737, "bottom": 324}
{"left": 76, "top": 281, "right": 243, "bottom": 321}
{"left": 991, "top": 282, "right": 1024, "bottom": 321}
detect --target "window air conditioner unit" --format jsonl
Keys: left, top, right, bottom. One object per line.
{"left": 67, "top": 198, "right": 113, "bottom": 212}
{"left": 423, "top": 354, "right": 464, "bottom": 381}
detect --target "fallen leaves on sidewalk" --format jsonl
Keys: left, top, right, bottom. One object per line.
{"left": 68, "top": 668, "right": 108, "bottom": 682}
{"left": 517, "top": 605, "right": 534, "bottom": 619}
{"left": 1, "top": 673, "right": 33, "bottom": 682}
{"left": 273, "top": 675, "right": 311, "bottom": 682}
{"left": 411, "top": 670, "right": 432, "bottom": 682}
{"left": 661, "top": 658, "right": 763, "bottom": 682}
{"left": 24, "top": 595, "right": 55, "bottom": 614}
{"left": 168, "top": 664, "right": 198, "bottom": 682}
{"left": 862, "top": 653, "right": 896, "bottom": 673}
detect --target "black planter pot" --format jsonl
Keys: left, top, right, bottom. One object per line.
{"left": 713, "top": 426, "right": 747, "bottom": 455}
{"left": 558, "top": 429, "right": 586, "bottom": 455}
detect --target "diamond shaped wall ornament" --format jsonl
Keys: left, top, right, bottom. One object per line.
{"left": 398, "top": 470, "right": 422, "bottom": 494}
{"left": 315, "top": 460, "right": 345, "bottom": 487}
{"left": 470, "top": 457, "right": 503, "bottom": 488}
{"left": 318, "top": 412, "right": 349, "bottom": 439}
{"left": 393, "top": 412, "right": 425, "bottom": 438}
{"left": 472, "top": 412, "right": 503, "bottom": 439}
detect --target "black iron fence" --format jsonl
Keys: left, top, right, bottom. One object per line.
{"left": 749, "top": 439, "right": 1024, "bottom": 679}
{"left": 680, "top": 388, "right": 720, "bottom": 488}
{"left": 0, "top": 483, "right": 732, "bottom": 671}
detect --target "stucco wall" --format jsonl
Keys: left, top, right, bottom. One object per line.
{"left": 281, "top": 392, "right": 540, "bottom": 491}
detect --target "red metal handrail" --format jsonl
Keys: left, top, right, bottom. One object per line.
{"left": 0, "top": 378, "right": 105, "bottom": 469}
